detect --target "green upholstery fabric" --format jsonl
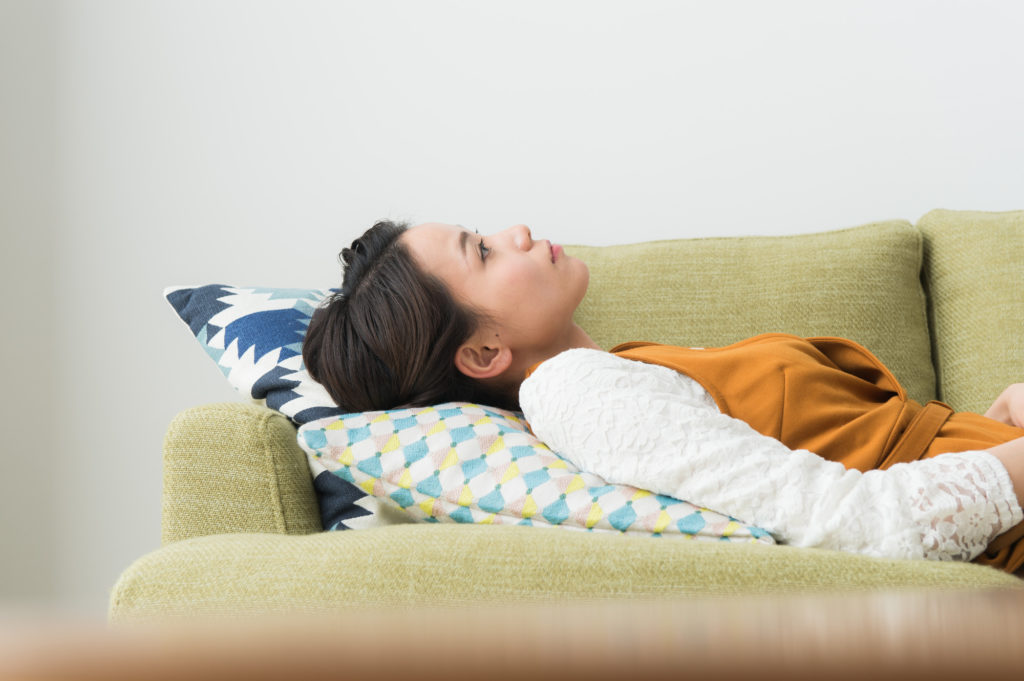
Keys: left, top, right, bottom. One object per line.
{"left": 162, "top": 403, "right": 321, "bottom": 545}
{"left": 918, "top": 209, "right": 1024, "bottom": 414}
{"left": 569, "top": 220, "right": 936, "bottom": 404}
{"left": 109, "top": 525, "right": 1022, "bottom": 620}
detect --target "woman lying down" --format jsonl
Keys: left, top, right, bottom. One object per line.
{"left": 302, "top": 220, "right": 1024, "bottom": 573}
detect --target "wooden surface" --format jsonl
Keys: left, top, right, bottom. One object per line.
{"left": 3, "top": 589, "right": 1024, "bottom": 680}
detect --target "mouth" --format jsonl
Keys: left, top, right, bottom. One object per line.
{"left": 550, "top": 242, "right": 563, "bottom": 263}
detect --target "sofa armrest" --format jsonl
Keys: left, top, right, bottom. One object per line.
{"left": 161, "top": 402, "right": 322, "bottom": 544}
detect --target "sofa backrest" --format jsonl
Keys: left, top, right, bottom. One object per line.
{"left": 919, "top": 209, "right": 1024, "bottom": 413}
{"left": 567, "top": 220, "right": 938, "bottom": 405}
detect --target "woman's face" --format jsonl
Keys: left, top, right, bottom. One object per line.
{"left": 402, "top": 222, "right": 590, "bottom": 365}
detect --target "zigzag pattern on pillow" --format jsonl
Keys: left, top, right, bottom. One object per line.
{"left": 165, "top": 284, "right": 344, "bottom": 424}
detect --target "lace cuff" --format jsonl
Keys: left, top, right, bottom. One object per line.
{"left": 904, "top": 451, "right": 1023, "bottom": 561}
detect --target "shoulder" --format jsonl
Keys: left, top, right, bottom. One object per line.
{"left": 528, "top": 347, "right": 618, "bottom": 379}
{"left": 522, "top": 347, "right": 695, "bottom": 402}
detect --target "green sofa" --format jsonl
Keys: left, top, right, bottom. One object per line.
{"left": 110, "top": 209, "right": 1024, "bottom": 620}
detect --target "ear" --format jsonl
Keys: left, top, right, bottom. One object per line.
{"left": 454, "top": 335, "right": 513, "bottom": 380}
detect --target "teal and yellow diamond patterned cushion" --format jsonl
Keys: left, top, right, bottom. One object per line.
{"left": 298, "top": 403, "right": 775, "bottom": 542}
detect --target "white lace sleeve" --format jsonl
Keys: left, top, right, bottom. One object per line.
{"left": 520, "top": 349, "right": 1023, "bottom": 561}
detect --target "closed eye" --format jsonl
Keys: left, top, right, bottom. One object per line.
{"left": 474, "top": 229, "right": 490, "bottom": 261}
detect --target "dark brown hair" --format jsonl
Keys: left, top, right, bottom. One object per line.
{"left": 303, "top": 220, "right": 517, "bottom": 412}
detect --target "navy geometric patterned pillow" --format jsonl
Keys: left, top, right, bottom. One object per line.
{"left": 166, "top": 284, "right": 402, "bottom": 531}
{"left": 164, "top": 285, "right": 345, "bottom": 425}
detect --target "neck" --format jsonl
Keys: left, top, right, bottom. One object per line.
{"left": 525, "top": 322, "right": 600, "bottom": 372}
{"left": 495, "top": 324, "right": 601, "bottom": 406}
{"left": 566, "top": 323, "right": 602, "bottom": 352}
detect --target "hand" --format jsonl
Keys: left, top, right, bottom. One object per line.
{"left": 985, "top": 383, "right": 1024, "bottom": 429}
{"left": 988, "top": 436, "right": 1024, "bottom": 508}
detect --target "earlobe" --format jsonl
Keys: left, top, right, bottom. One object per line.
{"left": 454, "top": 341, "right": 513, "bottom": 380}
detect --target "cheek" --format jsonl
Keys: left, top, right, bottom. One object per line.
{"left": 494, "top": 263, "right": 539, "bottom": 294}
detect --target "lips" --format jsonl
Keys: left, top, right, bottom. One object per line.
{"left": 550, "top": 243, "right": 563, "bottom": 263}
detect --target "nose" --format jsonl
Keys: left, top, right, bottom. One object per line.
{"left": 507, "top": 224, "right": 532, "bottom": 251}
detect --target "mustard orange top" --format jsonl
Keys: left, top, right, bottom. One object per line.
{"left": 608, "top": 334, "right": 942, "bottom": 472}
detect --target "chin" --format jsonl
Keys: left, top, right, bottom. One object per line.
{"left": 570, "top": 260, "right": 591, "bottom": 306}
{"left": 578, "top": 258, "right": 591, "bottom": 290}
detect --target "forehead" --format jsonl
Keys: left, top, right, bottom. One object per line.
{"left": 409, "top": 221, "right": 460, "bottom": 236}
{"left": 402, "top": 222, "right": 467, "bottom": 273}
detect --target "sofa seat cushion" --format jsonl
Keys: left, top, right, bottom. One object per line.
{"left": 569, "top": 220, "right": 936, "bottom": 404}
{"left": 109, "top": 525, "right": 1022, "bottom": 620}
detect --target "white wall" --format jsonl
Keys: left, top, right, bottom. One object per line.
{"left": 0, "top": 0, "right": 58, "bottom": 610}
{"left": 2, "top": 0, "right": 1022, "bottom": 615}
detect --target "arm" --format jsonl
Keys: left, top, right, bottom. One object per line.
{"left": 520, "top": 349, "right": 1023, "bottom": 561}
{"left": 982, "top": 383, "right": 1024, "bottom": 507}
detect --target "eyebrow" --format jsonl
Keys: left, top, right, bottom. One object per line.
{"left": 458, "top": 230, "right": 470, "bottom": 265}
